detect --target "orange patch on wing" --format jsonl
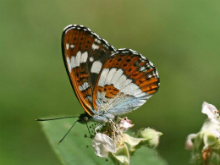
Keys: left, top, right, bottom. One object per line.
{"left": 104, "top": 85, "right": 119, "bottom": 98}
{"left": 97, "top": 85, "right": 119, "bottom": 98}
{"left": 69, "top": 69, "right": 94, "bottom": 116}
{"left": 63, "top": 29, "right": 113, "bottom": 59}
{"left": 81, "top": 88, "right": 92, "bottom": 97}
{"left": 141, "top": 82, "right": 159, "bottom": 91}
{"left": 129, "top": 70, "right": 145, "bottom": 80}
{"left": 62, "top": 25, "right": 117, "bottom": 115}
{"left": 135, "top": 76, "right": 146, "bottom": 85}
{"left": 138, "top": 78, "right": 159, "bottom": 88}
{"left": 123, "top": 56, "right": 140, "bottom": 75}
{"left": 63, "top": 29, "right": 84, "bottom": 57}
{"left": 92, "top": 84, "right": 119, "bottom": 110}
{"left": 146, "top": 68, "right": 154, "bottom": 73}
{"left": 78, "top": 71, "right": 89, "bottom": 79}
{"left": 104, "top": 55, "right": 123, "bottom": 68}
{"left": 146, "top": 89, "right": 157, "bottom": 95}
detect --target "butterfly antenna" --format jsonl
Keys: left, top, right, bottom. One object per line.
{"left": 35, "top": 116, "right": 78, "bottom": 121}
{"left": 58, "top": 120, "right": 78, "bottom": 145}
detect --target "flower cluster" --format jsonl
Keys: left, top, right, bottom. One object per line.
{"left": 185, "top": 102, "right": 220, "bottom": 165}
{"left": 92, "top": 117, "right": 162, "bottom": 165}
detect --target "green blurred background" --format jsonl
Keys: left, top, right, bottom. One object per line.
{"left": 1, "top": 0, "right": 220, "bottom": 165}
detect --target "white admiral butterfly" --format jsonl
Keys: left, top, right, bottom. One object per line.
{"left": 62, "top": 25, "right": 160, "bottom": 124}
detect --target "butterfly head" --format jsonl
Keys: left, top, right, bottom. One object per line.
{"left": 77, "top": 113, "right": 92, "bottom": 124}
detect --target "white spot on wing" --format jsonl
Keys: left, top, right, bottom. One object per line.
{"left": 66, "top": 43, "right": 69, "bottom": 50}
{"left": 122, "top": 51, "right": 130, "bottom": 54}
{"left": 78, "top": 82, "right": 90, "bottom": 91}
{"left": 66, "top": 57, "right": 71, "bottom": 72}
{"left": 91, "top": 60, "right": 102, "bottom": 73}
{"left": 78, "top": 86, "right": 83, "bottom": 91}
{"left": 136, "top": 99, "right": 146, "bottom": 106}
{"left": 123, "top": 79, "right": 132, "bottom": 87}
{"left": 133, "top": 88, "right": 143, "bottom": 96}
{"left": 105, "top": 68, "right": 117, "bottom": 85}
{"left": 70, "top": 44, "right": 75, "bottom": 49}
{"left": 74, "top": 51, "right": 81, "bottom": 67}
{"left": 139, "top": 66, "right": 145, "bottom": 71}
{"left": 95, "top": 38, "right": 101, "bottom": 44}
{"left": 86, "top": 96, "right": 92, "bottom": 102}
{"left": 111, "top": 69, "right": 123, "bottom": 85}
{"left": 118, "top": 48, "right": 126, "bottom": 50}
{"left": 82, "top": 82, "right": 89, "bottom": 89}
{"left": 92, "top": 43, "right": 99, "bottom": 50}
{"left": 148, "top": 74, "right": 152, "bottom": 78}
{"left": 70, "top": 56, "right": 75, "bottom": 69}
{"left": 149, "top": 61, "right": 154, "bottom": 66}
{"left": 98, "top": 68, "right": 109, "bottom": 87}
{"left": 156, "top": 70, "right": 159, "bottom": 77}
{"left": 81, "top": 51, "right": 88, "bottom": 63}
{"left": 103, "top": 39, "right": 109, "bottom": 46}
{"left": 121, "top": 83, "right": 140, "bottom": 96}
{"left": 70, "top": 51, "right": 82, "bottom": 68}
{"left": 63, "top": 25, "right": 73, "bottom": 32}
{"left": 140, "top": 54, "right": 146, "bottom": 59}
{"left": 115, "top": 75, "right": 126, "bottom": 90}
{"left": 89, "top": 57, "right": 94, "bottom": 62}
{"left": 135, "top": 92, "right": 146, "bottom": 97}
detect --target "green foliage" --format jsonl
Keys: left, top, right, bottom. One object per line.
{"left": 40, "top": 119, "right": 168, "bottom": 165}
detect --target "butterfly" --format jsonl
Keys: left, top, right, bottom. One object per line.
{"left": 62, "top": 24, "right": 160, "bottom": 124}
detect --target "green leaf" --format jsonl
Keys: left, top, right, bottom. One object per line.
{"left": 40, "top": 118, "right": 168, "bottom": 165}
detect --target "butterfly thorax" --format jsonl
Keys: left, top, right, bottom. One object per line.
{"left": 77, "top": 111, "right": 115, "bottom": 124}
{"left": 92, "top": 111, "right": 115, "bottom": 123}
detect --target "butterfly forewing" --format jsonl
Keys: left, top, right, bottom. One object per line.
{"left": 92, "top": 49, "right": 160, "bottom": 115}
{"left": 62, "top": 25, "right": 116, "bottom": 115}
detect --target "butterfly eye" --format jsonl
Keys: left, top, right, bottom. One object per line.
{"left": 84, "top": 117, "right": 89, "bottom": 122}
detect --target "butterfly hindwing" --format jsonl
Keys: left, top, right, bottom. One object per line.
{"left": 62, "top": 25, "right": 116, "bottom": 115}
{"left": 92, "top": 49, "right": 160, "bottom": 115}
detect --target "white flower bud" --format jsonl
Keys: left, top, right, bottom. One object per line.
{"left": 92, "top": 133, "right": 117, "bottom": 158}
{"left": 119, "top": 117, "right": 134, "bottom": 132}
{"left": 202, "top": 102, "right": 220, "bottom": 124}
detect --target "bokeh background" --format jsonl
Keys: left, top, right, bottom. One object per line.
{"left": 1, "top": 0, "right": 220, "bottom": 165}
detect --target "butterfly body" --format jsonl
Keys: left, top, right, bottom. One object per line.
{"left": 62, "top": 25, "right": 160, "bottom": 124}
